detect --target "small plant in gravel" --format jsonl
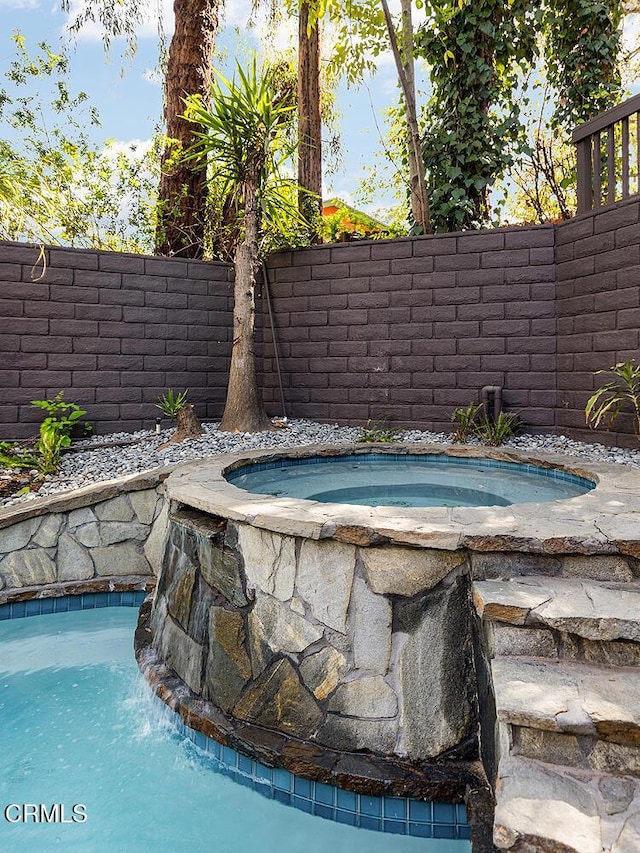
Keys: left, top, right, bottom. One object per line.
{"left": 475, "top": 410, "right": 521, "bottom": 446}
{"left": 31, "top": 392, "right": 90, "bottom": 475}
{"left": 356, "top": 417, "right": 403, "bottom": 443}
{"left": 451, "top": 403, "right": 484, "bottom": 442}
{"left": 156, "top": 389, "right": 189, "bottom": 422}
{"left": 0, "top": 441, "right": 39, "bottom": 470}
{"left": 586, "top": 360, "right": 640, "bottom": 441}
{"left": 450, "top": 402, "right": 520, "bottom": 446}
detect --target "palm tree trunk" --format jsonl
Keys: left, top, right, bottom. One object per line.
{"left": 220, "top": 171, "right": 273, "bottom": 432}
{"left": 297, "top": 1, "right": 322, "bottom": 240}
{"left": 155, "top": 0, "right": 219, "bottom": 257}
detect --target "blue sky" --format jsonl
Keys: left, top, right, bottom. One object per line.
{"left": 0, "top": 0, "right": 405, "bottom": 212}
{"left": 2, "top": 0, "right": 638, "bottom": 219}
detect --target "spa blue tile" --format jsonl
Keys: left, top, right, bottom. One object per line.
{"left": 314, "top": 782, "right": 334, "bottom": 806}
{"left": 254, "top": 762, "right": 272, "bottom": 784}
{"left": 293, "top": 776, "right": 312, "bottom": 798}
{"left": 81, "top": 593, "right": 96, "bottom": 609}
{"left": 360, "top": 796, "right": 381, "bottom": 817}
{"left": 383, "top": 797, "right": 407, "bottom": 820}
{"left": 314, "top": 804, "right": 334, "bottom": 821}
{"left": 434, "top": 824, "right": 456, "bottom": 839}
{"left": 221, "top": 746, "right": 237, "bottom": 769}
{"left": 273, "top": 767, "right": 291, "bottom": 791}
{"left": 68, "top": 595, "right": 82, "bottom": 610}
{"left": 335, "top": 809, "right": 357, "bottom": 827}
{"left": 253, "top": 779, "right": 272, "bottom": 798}
{"left": 336, "top": 788, "right": 356, "bottom": 811}
{"left": 456, "top": 803, "right": 468, "bottom": 822}
{"left": 292, "top": 796, "right": 313, "bottom": 814}
{"left": 409, "top": 800, "right": 431, "bottom": 823}
{"left": 11, "top": 601, "right": 26, "bottom": 619}
{"left": 434, "top": 802, "right": 456, "bottom": 824}
{"left": 409, "top": 823, "right": 433, "bottom": 838}
{"left": 237, "top": 753, "right": 252, "bottom": 775}
{"left": 383, "top": 820, "right": 406, "bottom": 835}
{"left": 359, "top": 816, "right": 381, "bottom": 832}
{"left": 459, "top": 825, "right": 472, "bottom": 840}
{"left": 273, "top": 788, "right": 291, "bottom": 806}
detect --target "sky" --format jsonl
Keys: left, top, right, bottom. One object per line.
{"left": 0, "top": 0, "right": 405, "bottom": 213}
{"left": 1, "top": 1, "right": 639, "bottom": 219}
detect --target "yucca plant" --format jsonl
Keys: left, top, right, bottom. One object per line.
{"left": 586, "top": 360, "right": 640, "bottom": 441}
{"left": 183, "top": 60, "right": 302, "bottom": 433}
{"left": 475, "top": 411, "right": 521, "bottom": 446}
{"left": 451, "top": 402, "right": 484, "bottom": 442}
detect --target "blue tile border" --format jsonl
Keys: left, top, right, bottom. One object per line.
{"left": 153, "top": 693, "right": 471, "bottom": 842}
{"left": 227, "top": 451, "right": 595, "bottom": 493}
{"left": 0, "top": 590, "right": 148, "bottom": 621}
{"left": 0, "top": 590, "right": 471, "bottom": 843}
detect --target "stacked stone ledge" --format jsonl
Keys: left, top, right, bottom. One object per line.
{"left": 473, "top": 567, "right": 640, "bottom": 852}
{"left": 0, "top": 471, "right": 169, "bottom": 601}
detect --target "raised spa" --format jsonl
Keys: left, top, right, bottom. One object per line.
{"left": 226, "top": 452, "right": 595, "bottom": 508}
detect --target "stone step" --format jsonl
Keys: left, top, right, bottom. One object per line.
{"left": 493, "top": 756, "right": 640, "bottom": 852}
{"left": 493, "top": 656, "right": 640, "bottom": 747}
{"left": 473, "top": 576, "right": 640, "bottom": 643}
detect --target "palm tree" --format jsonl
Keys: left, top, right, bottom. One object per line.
{"left": 184, "top": 61, "right": 298, "bottom": 432}
{"left": 63, "top": 0, "right": 221, "bottom": 258}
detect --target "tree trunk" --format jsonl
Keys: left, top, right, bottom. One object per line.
{"left": 155, "top": 0, "right": 219, "bottom": 258}
{"left": 219, "top": 171, "right": 273, "bottom": 433}
{"left": 298, "top": 1, "right": 323, "bottom": 240}
{"left": 380, "top": 0, "right": 431, "bottom": 234}
{"left": 158, "top": 403, "right": 204, "bottom": 448}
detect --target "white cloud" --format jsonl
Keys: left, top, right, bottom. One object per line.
{"left": 0, "top": 0, "right": 39, "bottom": 8}
{"left": 62, "top": 0, "right": 173, "bottom": 42}
{"left": 142, "top": 66, "right": 162, "bottom": 86}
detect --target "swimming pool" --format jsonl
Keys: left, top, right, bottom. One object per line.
{"left": 226, "top": 452, "right": 594, "bottom": 508}
{"left": 0, "top": 602, "right": 470, "bottom": 852}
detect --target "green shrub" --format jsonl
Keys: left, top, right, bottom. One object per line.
{"left": 356, "top": 417, "right": 403, "bottom": 443}
{"left": 155, "top": 389, "right": 189, "bottom": 422}
{"left": 585, "top": 360, "right": 640, "bottom": 441}
{"left": 30, "top": 392, "right": 90, "bottom": 475}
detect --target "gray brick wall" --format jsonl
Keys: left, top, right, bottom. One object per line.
{"left": 1, "top": 202, "right": 638, "bottom": 446}
{"left": 0, "top": 242, "right": 233, "bottom": 438}
{"left": 263, "top": 225, "right": 557, "bottom": 433}
{"left": 555, "top": 198, "right": 640, "bottom": 447}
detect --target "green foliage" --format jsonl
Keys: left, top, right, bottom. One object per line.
{"left": 450, "top": 402, "right": 520, "bottom": 445}
{"left": 356, "top": 417, "right": 403, "bottom": 443}
{"left": 0, "top": 35, "right": 159, "bottom": 251}
{"left": 183, "top": 58, "right": 304, "bottom": 258}
{"left": 585, "top": 360, "right": 640, "bottom": 440}
{"left": 0, "top": 441, "right": 39, "bottom": 470}
{"left": 475, "top": 410, "right": 521, "bottom": 446}
{"left": 416, "top": 0, "right": 538, "bottom": 231}
{"left": 543, "top": 0, "right": 623, "bottom": 128}
{"left": 155, "top": 389, "right": 189, "bottom": 422}
{"left": 31, "top": 392, "right": 90, "bottom": 475}
{"left": 451, "top": 403, "right": 485, "bottom": 443}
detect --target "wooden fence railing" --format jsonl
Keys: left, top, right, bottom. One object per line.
{"left": 573, "top": 93, "right": 640, "bottom": 214}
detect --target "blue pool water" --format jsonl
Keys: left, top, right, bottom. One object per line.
{"left": 0, "top": 606, "right": 470, "bottom": 853}
{"left": 227, "top": 453, "right": 594, "bottom": 508}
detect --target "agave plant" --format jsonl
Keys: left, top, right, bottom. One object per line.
{"left": 585, "top": 360, "right": 640, "bottom": 440}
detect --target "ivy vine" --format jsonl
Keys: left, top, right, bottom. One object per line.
{"left": 415, "top": 0, "right": 623, "bottom": 232}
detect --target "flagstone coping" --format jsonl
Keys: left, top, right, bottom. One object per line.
{"left": 164, "top": 443, "right": 640, "bottom": 555}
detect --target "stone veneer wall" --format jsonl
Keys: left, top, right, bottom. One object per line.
{"left": 0, "top": 473, "right": 169, "bottom": 599}
{"left": 151, "top": 507, "right": 476, "bottom": 765}
{"left": 555, "top": 197, "right": 640, "bottom": 446}
{"left": 0, "top": 241, "right": 233, "bottom": 439}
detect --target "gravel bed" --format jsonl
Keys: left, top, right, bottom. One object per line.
{"left": 1, "top": 418, "right": 639, "bottom": 509}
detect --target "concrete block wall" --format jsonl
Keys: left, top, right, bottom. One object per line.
{"left": 0, "top": 242, "right": 233, "bottom": 438}
{"left": 263, "top": 225, "right": 557, "bottom": 432}
{"left": 556, "top": 198, "right": 640, "bottom": 446}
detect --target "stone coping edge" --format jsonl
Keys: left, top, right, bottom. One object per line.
{"left": 0, "top": 575, "right": 156, "bottom": 605}
{"left": 134, "top": 597, "right": 488, "bottom": 805}
{"left": 0, "top": 466, "right": 175, "bottom": 530}
{"left": 165, "top": 443, "right": 640, "bottom": 555}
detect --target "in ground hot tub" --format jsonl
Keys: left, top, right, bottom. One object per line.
{"left": 139, "top": 442, "right": 626, "bottom": 841}
{"left": 226, "top": 452, "right": 594, "bottom": 508}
